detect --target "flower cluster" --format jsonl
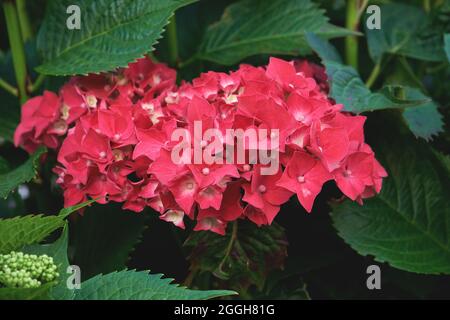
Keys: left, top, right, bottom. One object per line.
{"left": 14, "top": 56, "right": 386, "bottom": 235}
{"left": 0, "top": 251, "right": 59, "bottom": 288}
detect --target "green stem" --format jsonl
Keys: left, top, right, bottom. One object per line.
{"left": 426, "top": 62, "right": 448, "bottom": 73}
{"left": 170, "top": 224, "right": 185, "bottom": 256}
{"left": 356, "top": 0, "right": 369, "bottom": 22}
{"left": 366, "top": 54, "right": 395, "bottom": 89}
{"left": 178, "top": 54, "right": 198, "bottom": 69}
{"left": 345, "top": 0, "right": 359, "bottom": 69}
{"left": 0, "top": 77, "right": 18, "bottom": 96}
{"left": 167, "top": 15, "right": 178, "bottom": 67}
{"left": 183, "top": 267, "right": 198, "bottom": 288}
{"left": 217, "top": 221, "right": 238, "bottom": 272}
{"left": 398, "top": 57, "right": 426, "bottom": 91}
{"left": 365, "top": 61, "right": 381, "bottom": 88}
{"left": 28, "top": 74, "right": 46, "bottom": 93}
{"left": 16, "top": 0, "right": 32, "bottom": 42}
{"left": 423, "top": 0, "right": 431, "bottom": 12}
{"left": 3, "top": 0, "right": 28, "bottom": 104}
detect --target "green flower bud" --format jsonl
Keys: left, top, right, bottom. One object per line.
{"left": 0, "top": 251, "right": 59, "bottom": 289}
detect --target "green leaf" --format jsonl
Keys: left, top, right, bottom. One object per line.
{"left": 306, "top": 33, "right": 397, "bottom": 112}
{"left": 58, "top": 198, "right": 97, "bottom": 219}
{"left": 0, "top": 282, "right": 55, "bottom": 300}
{"left": 74, "top": 270, "right": 237, "bottom": 300}
{"left": 322, "top": 61, "right": 402, "bottom": 113}
{"left": 305, "top": 32, "right": 342, "bottom": 64}
{"left": 71, "top": 203, "right": 148, "bottom": 280}
{"left": 36, "top": 0, "right": 196, "bottom": 75}
{"left": 184, "top": 221, "right": 288, "bottom": 291}
{"left": 401, "top": 87, "right": 443, "bottom": 140}
{"left": 23, "top": 227, "right": 74, "bottom": 300}
{"left": 365, "top": 3, "right": 446, "bottom": 63}
{"left": 0, "top": 214, "right": 64, "bottom": 254}
{"left": 306, "top": 34, "right": 444, "bottom": 140}
{"left": 197, "top": 0, "right": 354, "bottom": 65}
{"left": 0, "top": 147, "right": 46, "bottom": 199}
{"left": 331, "top": 135, "right": 450, "bottom": 274}
{"left": 0, "top": 200, "right": 94, "bottom": 254}
{"left": 445, "top": 34, "right": 450, "bottom": 62}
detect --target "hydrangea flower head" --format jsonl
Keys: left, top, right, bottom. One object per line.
{"left": 14, "top": 56, "right": 387, "bottom": 235}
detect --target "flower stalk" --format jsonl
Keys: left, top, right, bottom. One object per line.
{"left": 345, "top": 0, "right": 369, "bottom": 70}
{"left": 345, "top": 0, "right": 359, "bottom": 69}
{"left": 167, "top": 15, "right": 179, "bottom": 68}
{"left": 16, "top": 0, "right": 32, "bottom": 43}
{"left": 28, "top": 74, "right": 46, "bottom": 93}
{"left": 0, "top": 77, "right": 18, "bottom": 96}
{"left": 3, "top": 0, "right": 28, "bottom": 104}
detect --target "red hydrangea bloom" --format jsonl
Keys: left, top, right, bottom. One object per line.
{"left": 14, "top": 91, "right": 65, "bottom": 153}
{"left": 277, "top": 151, "right": 331, "bottom": 212}
{"left": 14, "top": 56, "right": 387, "bottom": 235}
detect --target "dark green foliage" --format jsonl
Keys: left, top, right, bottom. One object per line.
{"left": 184, "top": 221, "right": 288, "bottom": 293}
{"left": 71, "top": 203, "right": 148, "bottom": 280}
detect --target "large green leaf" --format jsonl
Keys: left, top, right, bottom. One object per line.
{"left": 197, "top": 0, "right": 354, "bottom": 65}
{"left": 306, "top": 34, "right": 444, "bottom": 140}
{"left": 332, "top": 135, "right": 450, "bottom": 274}
{"left": 71, "top": 203, "right": 148, "bottom": 280}
{"left": 74, "top": 270, "right": 237, "bottom": 300}
{"left": 36, "top": 0, "right": 196, "bottom": 75}
{"left": 0, "top": 201, "right": 95, "bottom": 254}
{"left": 23, "top": 227, "right": 74, "bottom": 300}
{"left": 306, "top": 34, "right": 421, "bottom": 112}
{"left": 0, "top": 214, "right": 64, "bottom": 254}
{"left": 365, "top": 3, "right": 446, "bottom": 63}
{"left": 322, "top": 60, "right": 402, "bottom": 113}
{"left": 401, "top": 87, "right": 443, "bottom": 141}
{"left": 0, "top": 147, "right": 46, "bottom": 199}
{"left": 0, "top": 282, "right": 55, "bottom": 300}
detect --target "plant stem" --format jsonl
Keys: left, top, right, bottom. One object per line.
{"left": 345, "top": 0, "right": 359, "bottom": 69}
{"left": 365, "top": 54, "right": 394, "bottom": 89}
{"left": 398, "top": 57, "right": 426, "bottom": 91}
{"left": 365, "top": 61, "right": 381, "bottom": 88}
{"left": 3, "top": 0, "right": 28, "bottom": 104}
{"left": 423, "top": 0, "right": 431, "bottom": 12}
{"left": 426, "top": 62, "right": 448, "bottom": 73}
{"left": 178, "top": 54, "right": 198, "bottom": 69}
{"left": 167, "top": 15, "right": 178, "bottom": 67}
{"left": 356, "top": 0, "right": 369, "bottom": 22}
{"left": 170, "top": 224, "right": 185, "bottom": 256}
{"left": 28, "top": 73, "right": 46, "bottom": 93}
{"left": 16, "top": 0, "right": 32, "bottom": 42}
{"left": 183, "top": 267, "right": 198, "bottom": 288}
{"left": 0, "top": 77, "right": 18, "bottom": 96}
{"left": 217, "top": 221, "right": 238, "bottom": 272}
